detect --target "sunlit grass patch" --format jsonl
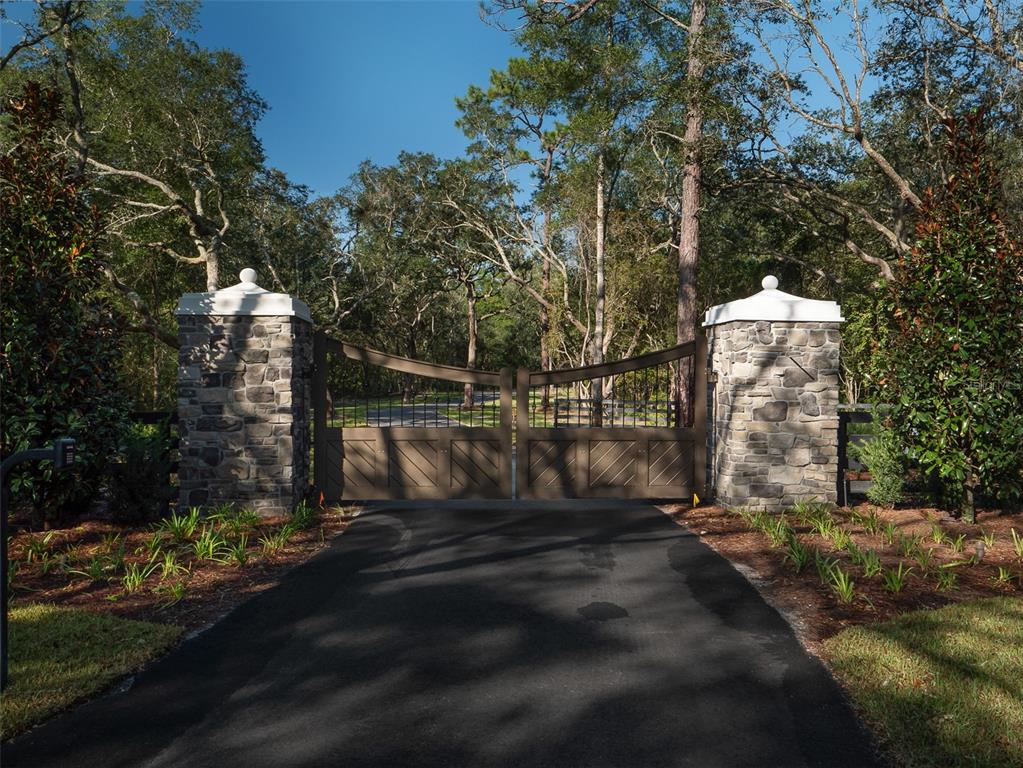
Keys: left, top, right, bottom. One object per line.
{"left": 823, "top": 597, "right": 1023, "bottom": 768}
{"left": 1, "top": 604, "right": 182, "bottom": 740}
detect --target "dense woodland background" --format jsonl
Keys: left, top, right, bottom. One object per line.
{"left": 2, "top": 0, "right": 1021, "bottom": 519}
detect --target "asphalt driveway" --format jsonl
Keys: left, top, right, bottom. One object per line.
{"left": 5, "top": 502, "right": 886, "bottom": 768}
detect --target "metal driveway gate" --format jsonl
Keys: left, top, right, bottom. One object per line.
{"left": 314, "top": 333, "right": 705, "bottom": 501}
{"left": 313, "top": 335, "right": 513, "bottom": 500}
{"left": 516, "top": 338, "right": 706, "bottom": 499}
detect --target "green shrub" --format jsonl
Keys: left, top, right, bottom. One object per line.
{"left": 0, "top": 85, "right": 130, "bottom": 525}
{"left": 106, "top": 423, "right": 173, "bottom": 524}
{"left": 874, "top": 113, "right": 1023, "bottom": 520}
{"left": 850, "top": 427, "right": 905, "bottom": 508}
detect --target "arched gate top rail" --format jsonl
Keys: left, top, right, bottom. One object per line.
{"left": 318, "top": 334, "right": 504, "bottom": 386}
{"left": 527, "top": 339, "right": 698, "bottom": 386}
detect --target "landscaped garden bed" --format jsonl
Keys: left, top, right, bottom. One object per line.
{"left": 2, "top": 502, "right": 359, "bottom": 739}
{"left": 665, "top": 501, "right": 1023, "bottom": 768}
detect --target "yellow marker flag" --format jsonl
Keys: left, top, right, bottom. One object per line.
{"left": 692, "top": 493, "right": 700, "bottom": 507}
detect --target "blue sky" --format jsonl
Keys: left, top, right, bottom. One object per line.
{"left": 194, "top": 1, "right": 521, "bottom": 197}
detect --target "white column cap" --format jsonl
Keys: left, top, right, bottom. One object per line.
{"left": 703, "top": 275, "right": 843, "bottom": 326}
{"left": 175, "top": 268, "right": 312, "bottom": 322}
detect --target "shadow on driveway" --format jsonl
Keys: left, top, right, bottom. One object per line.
{"left": 5, "top": 503, "right": 887, "bottom": 768}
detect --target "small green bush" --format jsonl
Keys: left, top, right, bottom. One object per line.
{"left": 851, "top": 427, "right": 904, "bottom": 508}
{"left": 106, "top": 423, "right": 174, "bottom": 524}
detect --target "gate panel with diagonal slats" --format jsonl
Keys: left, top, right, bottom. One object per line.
{"left": 314, "top": 335, "right": 513, "bottom": 501}
{"left": 516, "top": 337, "right": 707, "bottom": 500}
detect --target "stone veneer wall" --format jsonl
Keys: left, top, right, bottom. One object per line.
{"left": 178, "top": 314, "right": 312, "bottom": 515}
{"left": 708, "top": 320, "right": 840, "bottom": 511}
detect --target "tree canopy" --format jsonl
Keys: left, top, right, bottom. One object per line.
{"left": 2, "top": 0, "right": 1020, "bottom": 513}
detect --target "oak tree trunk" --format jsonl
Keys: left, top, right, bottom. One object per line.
{"left": 204, "top": 242, "right": 220, "bottom": 291}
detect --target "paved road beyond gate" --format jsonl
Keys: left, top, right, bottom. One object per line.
{"left": 314, "top": 335, "right": 706, "bottom": 502}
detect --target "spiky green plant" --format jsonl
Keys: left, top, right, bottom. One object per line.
{"left": 881, "top": 522, "right": 898, "bottom": 546}
{"left": 828, "top": 565, "right": 857, "bottom": 604}
{"left": 154, "top": 580, "right": 187, "bottom": 608}
{"left": 192, "top": 525, "right": 230, "bottom": 562}
{"left": 6, "top": 560, "right": 19, "bottom": 604}
{"left": 896, "top": 533, "right": 923, "bottom": 558}
{"left": 789, "top": 500, "right": 823, "bottom": 525}
{"left": 810, "top": 513, "right": 836, "bottom": 539}
{"left": 23, "top": 532, "right": 56, "bottom": 563}
{"left": 860, "top": 549, "right": 883, "bottom": 578}
{"left": 992, "top": 567, "right": 1015, "bottom": 585}
{"left": 735, "top": 507, "right": 756, "bottom": 526}
{"left": 782, "top": 538, "right": 813, "bottom": 573}
{"left": 68, "top": 556, "right": 109, "bottom": 583}
{"left": 1010, "top": 528, "right": 1023, "bottom": 561}
{"left": 935, "top": 568, "right": 958, "bottom": 591}
{"left": 159, "top": 550, "right": 189, "bottom": 580}
{"left": 815, "top": 551, "right": 839, "bottom": 583}
{"left": 157, "top": 507, "right": 202, "bottom": 544}
{"left": 137, "top": 531, "right": 166, "bottom": 557}
{"left": 225, "top": 534, "right": 250, "bottom": 566}
{"left": 913, "top": 547, "right": 935, "bottom": 574}
{"left": 259, "top": 524, "right": 296, "bottom": 556}
{"left": 830, "top": 528, "right": 853, "bottom": 552}
{"left": 122, "top": 559, "right": 159, "bottom": 593}
{"left": 763, "top": 515, "right": 793, "bottom": 548}
{"left": 883, "top": 563, "right": 913, "bottom": 593}
{"left": 291, "top": 501, "right": 318, "bottom": 530}
{"left": 846, "top": 542, "right": 864, "bottom": 565}
{"left": 862, "top": 509, "right": 882, "bottom": 536}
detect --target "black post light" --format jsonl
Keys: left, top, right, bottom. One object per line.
{"left": 0, "top": 438, "right": 76, "bottom": 689}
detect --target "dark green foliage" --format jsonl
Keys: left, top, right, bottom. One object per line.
{"left": 876, "top": 113, "right": 1023, "bottom": 520}
{"left": 105, "top": 423, "right": 173, "bottom": 524}
{"left": 839, "top": 294, "right": 891, "bottom": 404}
{"left": 0, "top": 85, "right": 130, "bottom": 525}
{"left": 850, "top": 427, "right": 905, "bottom": 509}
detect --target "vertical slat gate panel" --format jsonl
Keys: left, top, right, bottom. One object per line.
{"left": 436, "top": 433, "right": 452, "bottom": 498}
{"left": 574, "top": 437, "right": 589, "bottom": 496}
{"left": 635, "top": 435, "right": 649, "bottom": 498}
{"left": 516, "top": 368, "right": 530, "bottom": 499}
{"left": 500, "top": 368, "right": 514, "bottom": 498}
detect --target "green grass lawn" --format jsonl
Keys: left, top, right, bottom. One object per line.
{"left": 823, "top": 597, "right": 1023, "bottom": 768}
{"left": 0, "top": 604, "right": 182, "bottom": 740}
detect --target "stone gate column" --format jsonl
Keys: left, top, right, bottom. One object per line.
{"left": 175, "top": 268, "right": 313, "bottom": 516}
{"left": 703, "top": 276, "right": 844, "bottom": 512}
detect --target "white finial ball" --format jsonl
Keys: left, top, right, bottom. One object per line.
{"left": 239, "top": 268, "right": 258, "bottom": 284}
{"left": 762, "top": 275, "right": 779, "bottom": 290}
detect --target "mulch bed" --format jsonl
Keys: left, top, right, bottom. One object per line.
{"left": 11, "top": 500, "right": 1022, "bottom": 650}
{"left": 661, "top": 502, "right": 1023, "bottom": 654}
{"left": 7, "top": 510, "right": 358, "bottom": 632}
